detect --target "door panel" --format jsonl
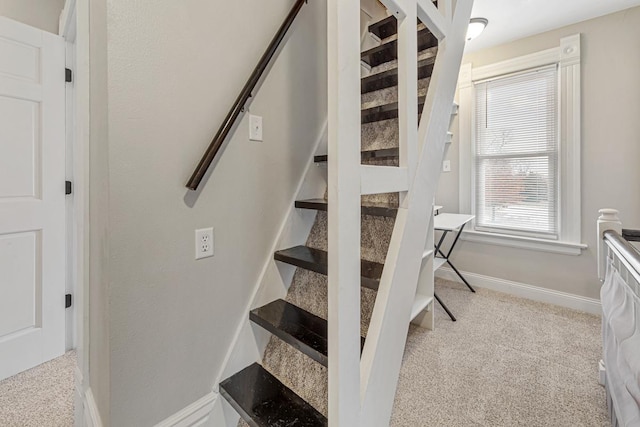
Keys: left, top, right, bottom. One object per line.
{"left": 0, "top": 17, "right": 66, "bottom": 381}
{"left": 0, "top": 231, "right": 39, "bottom": 338}
{"left": 0, "top": 96, "right": 40, "bottom": 198}
{"left": 0, "top": 36, "right": 40, "bottom": 82}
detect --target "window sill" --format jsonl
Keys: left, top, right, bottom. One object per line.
{"left": 460, "top": 229, "right": 587, "bottom": 256}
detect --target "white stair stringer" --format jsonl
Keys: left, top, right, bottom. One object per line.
{"left": 358, "top": 1, "right": 475, "bottom": 425}
{"left": 326, "top": 0, "right": 474, "bottom": 425}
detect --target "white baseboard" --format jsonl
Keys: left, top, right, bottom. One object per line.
{"left": 74, "top": 363, "right": 217, "bottom": 427}
{"left": 436, "top": 267, "right": 601, "bottom": 315}
{"left": 154, "top": 392, "right": 218, "bottom": 427}
{"left": 74, "top": 366, "right": 104, "bottom": 427}
{"left": 83, "top": 388, "right": 104, "bottom": 427}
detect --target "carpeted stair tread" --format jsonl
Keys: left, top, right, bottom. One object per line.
{"left": 362, "top": 56, "right": 435, "bottom": 94}
{"left": 361, "top": 27, "right": 437, "bottom": 67}
{"left": 221, "top": 363, "right": 327, "bottom": 427}
{"left": 362, "top": 96, "right": 426, "bottom": 124}
{"left": 274, "top": 245, "right": 383, "bottom": 291}
{"left": 295, "top": 199, "right": 398, "bottom": 218}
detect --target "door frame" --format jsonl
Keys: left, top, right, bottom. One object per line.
{"left": 63, "top": 0, "right": 77, "bottom": 353}
{"left": 60, "top": 0, "right": 91, "bottom": 424}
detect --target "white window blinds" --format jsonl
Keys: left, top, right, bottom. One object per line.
{"left": 474, "top": 65, "right": 559, "bottom": 238}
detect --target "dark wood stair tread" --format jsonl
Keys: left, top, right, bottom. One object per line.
{"left": 251, "top": 299, "right": 328, "bottom": 367}
{"left": 314, "top": 147, "right": 399, "bottom": 164}
{"left": 368, "top": 16, "right": 404, "bottom": 40}
{"left": 367, "top": 2, "right": 437, "bottom": 39}
{"left": 251, "top": 299, "right": 365, "bottom": 367}
{"left": 295, "top": 199, "right": 398, "bottom": 218}
{"left": 362, "top": 56, "right": 435, "bottom": 94}
{"left": 361, "top": 27, "right": 437, "bottom": 68}
{"left": 274, "top": 245, "right": 383, "bottom": 291}
{"left": 220, "top": 363, "right": 327, "bottom": 427}
{"left": 362, "top": 95, "right": 426, "bottom": 124}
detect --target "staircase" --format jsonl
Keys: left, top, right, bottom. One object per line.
{"left": 219, "top": 1, "right": 472, "bottom": 425}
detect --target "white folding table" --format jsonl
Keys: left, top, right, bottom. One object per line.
{"left": 433, "top": 213, "right": 475, "bottom": 321}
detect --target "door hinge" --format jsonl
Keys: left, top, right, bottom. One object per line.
{"left": 65, "top": 68, "right": 73, "bottom": 83}
{"left": 65, "top": 294, "right": 72, "bottom": 309}
{"left": 66, "top": 181, "right": 72, "bottom": 195}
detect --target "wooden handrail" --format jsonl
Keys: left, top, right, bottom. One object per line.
{"left": 622, "top": 229, "right": 640, "bottom": 242}
{"left": 186, "top": 0, "right": 308, "bottom": 191}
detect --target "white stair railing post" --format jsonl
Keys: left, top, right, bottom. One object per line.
{"left": 327, "top": 0, "right": 362, "bottom": 425}
{"left": 597, "top": 208, "right": 622, "bottom": 282}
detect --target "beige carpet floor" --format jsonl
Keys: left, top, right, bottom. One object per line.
{"left": 390, "top": 278, "right": 609, "bottom": 426}
{"left": 0, "top": 351, "right": 75, "bottom": 427}
{"left": 0, "top": 282, "right": 608, "bottom": 427}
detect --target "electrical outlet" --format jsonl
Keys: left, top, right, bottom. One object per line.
{"left": 249, "top": 114, "right": 263, "bottom": 141}
{"left": 443, "top": 160, "right": 451, "bottom": 172}
{"left": 195, "top": 228, "right": 214, "bottom": 260}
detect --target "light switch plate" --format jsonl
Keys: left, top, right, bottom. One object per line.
{"left": 249, "top": 114, "right": 263, "bottom": 141}
{"left": 195, "top": 228, "right": 214, "bottom": 260}
{"left": 442, "top": 160, "right": 451, "bottom": 172}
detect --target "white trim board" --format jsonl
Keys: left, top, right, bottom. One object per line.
{"left": 59, "top": 0, "right": 77, "bottom": 38}
{"left": 75, "top": 369, "right": 103, "bottom": 427}
{"left": 154, "top": 392, "right": 218, "bottom": 427}
{"left": 435, "top": 267, "right": 601, "bottom": 315}
{"left": 83, "top": 388, "right": 104, "bottom": 427}
{"left": 461, "top": 230, "right": 587, "bottom": 256}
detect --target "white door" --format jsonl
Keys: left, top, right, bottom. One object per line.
{"left": 0, "top": 17, "right": 66, "bottom": 381}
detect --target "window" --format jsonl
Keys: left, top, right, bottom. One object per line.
{"left": 474, "top": 66, "right": 558, "bottom": 239}
{"left": 457, "top": 34, "right": 585, "bottom": 255}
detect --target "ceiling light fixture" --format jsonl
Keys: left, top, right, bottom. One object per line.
{"left": 467, "top": 17, "right": 488, "bottom": 41}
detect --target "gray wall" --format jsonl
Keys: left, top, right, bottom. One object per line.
{"left": 101, "top": 0, "right": 327, "bottom": 424}
{"left": 0, "top": 0, "right": 65, "bottom": 33}
{"left": 437, "top": 7, "right": 640, "bottom": 300}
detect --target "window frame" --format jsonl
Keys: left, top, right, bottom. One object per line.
{"left": 457, "top": 34, "right": 586, "bottom": 256}
{"left": 473, "top": 64, "right": 560, "bottom": 240}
